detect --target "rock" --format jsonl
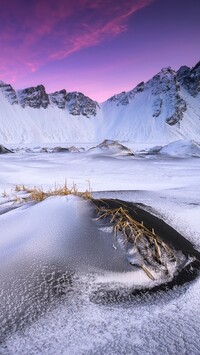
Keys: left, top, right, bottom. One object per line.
{"left": 49, "top": 90, "right": 99, "bottom": 117}
{"left": 165, "top": 95, "right": 187, "bottom": 125}
{"left": 0, "top": 145, "right": 13, "bottom": 154}
{"left": 177, "top": 61, "right": 200, "bottom": 97}
{"left": 108, "top": 91, "right": 129, "bottom": 106}
{"left": 153, "top": 97, "right": 163, "bottom": 117}
{"left": 49, "top": 89, "right": 67, "bottom": 109}
{"left": 17, "top": 85, "right": 49, "bottom": 109}
{"left": 0, "top": 81, "right": 18, "bottom": 105}
{"left": 52, "top": 146, "right": 80, "bottom": 153}
{"left": 66, "top": 92, "right": 99, "bottom": 117}
{"left": 89, "top": 139, "right": 134, "bottom": 156}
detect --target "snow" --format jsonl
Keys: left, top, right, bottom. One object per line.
{"left": 0, "top": 90, "right": 101, "bottom": 144}
{"left": 148, "top": 139, "right": 200, "bottom": 157}
{"left": 0, "top": 73, "right": 200, "bottom": 145}
{"left": 2, "top": 277, "right": 200, "bottom": 355}
{"left": 0, "top": 147, "right": 200, "bottom": 354}
{"left": 159, "top": 139, "right": 200, "bottom": 157}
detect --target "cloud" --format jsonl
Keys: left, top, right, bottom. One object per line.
{"left": 0, "top": 0, "right": 153, "bottom": 83}
{"left": 50, "top": 0, "right": 153, "bottom": 60}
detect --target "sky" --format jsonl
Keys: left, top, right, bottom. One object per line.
{"left": 0, "top": 0, "right": 200, "bottom": 102}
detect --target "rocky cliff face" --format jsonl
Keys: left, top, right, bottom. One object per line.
{"left": 17, "top": 85, "right": 50, "bottom": 109}
{"left": 107, "top": 66, "right": 193, "bottom": 126}
{"left": 0, "top": 81, "right": 18, "bottom": 105}
{"left": 150, "top": 67, "right": 187, "bottom": 125}
{"left": 13, "top": 86, "right": 99, "bottom": 117}
{"left": 177, "top": 61, "right": 200, "bottom": 97}
{"left": 49, "top": 89, "right": 67, "bottom": 109}
{"left": 66, "top": 92, "right": 99, "bottom": 117}
{"left": 49, "top": 90, "right": 99, "bottom": 117}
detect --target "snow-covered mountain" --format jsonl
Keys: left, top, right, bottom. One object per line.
{"left": 0, "top": 61, "right": 199, "bottom": 144}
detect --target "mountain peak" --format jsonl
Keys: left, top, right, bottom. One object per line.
{"left": 192, "top": 60, "right": 200, "bottom": 71}
{"left": 0, "top": 80, "right": 7, "bottom": 87}
{"left": 17, "top": 85, "right": 49, "bottom": 109}
{"left": 49, "top": 90, "right": 99, "bottom": 117}
{"left": 160, "top": 66, "right": 174, "bottom": 74}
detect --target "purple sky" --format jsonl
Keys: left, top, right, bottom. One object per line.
{"left": 0, "top": 0, "right": 200, "bottom": 101}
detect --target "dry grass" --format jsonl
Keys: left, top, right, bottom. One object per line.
{"left": 12, "top": 181, "right": 93, "bottom": 203}
{"left": 1, "top": 190, "right": 8, "bottom": 197}
{"left": 95, "top": 205, "right": 176, "bottom": 280}
{"left": 14, "top": 184, "right": 26, "bottom": 192}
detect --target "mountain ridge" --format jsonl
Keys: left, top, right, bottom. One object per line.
{"left": 0, "top": 61, "right": 199, "bottom": 144}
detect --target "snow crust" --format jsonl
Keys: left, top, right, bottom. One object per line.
{"left": 0, "top": 150, "right": 200, "bottom": 354}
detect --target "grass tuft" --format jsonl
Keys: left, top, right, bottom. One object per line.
{"left": 11, "top": 181, "right": 93, "bottom": 203}
{"left": 2, "top": 190, "right": 8, "bottom": 197}
{"left": 94, "top": 204, "right": 177, "bottom": 280}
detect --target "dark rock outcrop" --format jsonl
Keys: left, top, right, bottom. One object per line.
{"left": 0, "top": 80, "right": 99, "bottom": 117}
{"left": 65, "top": 92, "right": 99, "bottom": 117}
{"left": 177, "top": 61, "right": 200, "bottom": 97}
{"left": 49, "top": 89, "right": 67, "bottom": 109}
{"left": 152, "top": 97, "right": 163, "bottom": 118}
{"left": 149, "top": 68, "right": 187, "bottom": 125}
{"left": 89, "top": 139, "right": 134, "bottom": 156}
{"left": 17, "top": 85, "right": 49, "bottom": 109}
{"left": 49, "top": 90, "right": 99, "bottom": 117}
{"left": 52, "top": 146, "right": 80, "bottom": 153}
{"left": 166, "top": 95, "right": 187, "bottom": 125}
{"left": 0, "top": 145, "right": 13, "bottom": 154}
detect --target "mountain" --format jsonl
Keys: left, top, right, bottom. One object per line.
{"left": 0, "top": 61, "right": 199, "bottom": 144}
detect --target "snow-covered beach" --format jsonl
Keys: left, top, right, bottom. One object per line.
{"left": 0, "top": 144, "right": 200, "bottom": 354}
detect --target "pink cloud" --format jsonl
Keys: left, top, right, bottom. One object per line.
{"left": 0, "top": 0, "right": 153, "bottom": 86}
{"left": 50, "top": 0, "right": 153, "bottom": 60}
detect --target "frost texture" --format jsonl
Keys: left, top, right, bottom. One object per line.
{"left": 0, "top": 149, "right": 200, "bottom": 354}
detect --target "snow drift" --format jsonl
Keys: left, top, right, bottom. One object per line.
{"left": 148, "top": 140, "right": 200, "bottom": 157}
